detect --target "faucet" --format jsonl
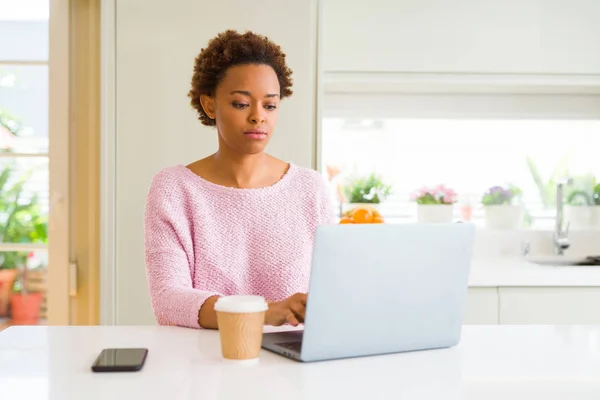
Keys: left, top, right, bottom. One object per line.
{"left": 554, "top": 178, "right": 573, "bottom": 255}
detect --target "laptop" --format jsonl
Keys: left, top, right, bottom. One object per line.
{"left": 262, "top": 222, "right": 475, "bottom": 362}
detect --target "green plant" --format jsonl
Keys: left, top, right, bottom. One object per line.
{"left": 567, "top": 178, "right": 600, "bottom": 206}
{"left": 481, "top": 184, "right": 522, "bottom": 206}
{"left": 525, "top": 152, "right": 572, "bottom": 208}
{"left": 0, "top": 165, "right": 48, "bottom": 270}
{"left": 344, "top": 173, "right": 392, "bottom": 204}
{"left": 0, "top": 109, "right": 22, "bottom": 137}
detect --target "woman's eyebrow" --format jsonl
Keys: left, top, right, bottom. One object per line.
{"left": 230, "top": 90, "right": 279, "bottom": 98}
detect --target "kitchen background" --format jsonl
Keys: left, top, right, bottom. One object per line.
{"left": 1, "top": 0, "right": 600, "bottom": 329}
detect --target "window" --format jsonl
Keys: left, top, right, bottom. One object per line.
{"left": 0, "top": 0, "right": 49, "bottom": 322}
{"left": 321, "top": 91, "right": 600, "bottom": 229}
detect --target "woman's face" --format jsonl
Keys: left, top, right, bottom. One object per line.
{"left": 201, "top": 64, "right": 281, "bottom": 155}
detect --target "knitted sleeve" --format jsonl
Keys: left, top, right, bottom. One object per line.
{"left": 144, "top": 171, "right": 221, "bottom": 329}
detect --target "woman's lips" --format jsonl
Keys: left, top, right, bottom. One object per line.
{"left": 244, "top": 130, "right": 267, "bottom": 140}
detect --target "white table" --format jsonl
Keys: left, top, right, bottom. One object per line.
{"left": 1, "top": 325, "right": 600, "bottom": 399}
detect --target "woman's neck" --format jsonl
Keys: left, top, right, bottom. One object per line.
{"left": 187, "top": 139, "right": 289, "bottom": 189}
{"left": 210, "top": 149, "right": 271, "bottom": 188}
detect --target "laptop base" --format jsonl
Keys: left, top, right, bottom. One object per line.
{"left": 262, "top": 330, "right": 304, "bottom": 361}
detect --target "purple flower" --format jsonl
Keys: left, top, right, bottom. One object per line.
{"left": 482, "top": 184, "right": 522, "bottom": 206}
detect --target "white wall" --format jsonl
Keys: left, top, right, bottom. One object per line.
{"left": 322, "top": 0, "right": 600, "bottom": 75}
{"left": 107, "top": 0, "right": 320, "bottom": 325}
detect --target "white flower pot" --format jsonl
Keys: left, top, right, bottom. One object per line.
{"left": 565, "top": 205, "right": 600, "bottom": 230}
{"left": 483, "top": 205, "right": 523, "bottom": 230}
{"left": 416, "top": 204, "right": 454, "bottom": 223}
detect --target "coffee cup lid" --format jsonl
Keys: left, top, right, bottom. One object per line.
{"left": 214, "top": 295, "right": 268, "bottom": 313}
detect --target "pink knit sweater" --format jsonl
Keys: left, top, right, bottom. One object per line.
{"left": 144, "top": 163, "right": 336, "bottom": 328}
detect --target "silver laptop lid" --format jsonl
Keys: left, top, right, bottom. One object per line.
{"left": 300, "top": 222, "right": 475, "bottom": 362}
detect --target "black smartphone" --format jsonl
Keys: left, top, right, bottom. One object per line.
{"left": 91, "top": 348, "right": 148, "bottom": 372}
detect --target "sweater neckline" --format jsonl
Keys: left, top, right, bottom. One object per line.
{"left": 176, "top": 162, "right": 297, "bottom": 195}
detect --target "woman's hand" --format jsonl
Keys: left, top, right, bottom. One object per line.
{"left": 265, "top": 293, "right": 307, "bottom": 326}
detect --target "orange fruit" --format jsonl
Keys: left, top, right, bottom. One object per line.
{"left": 372, "top": 215, "right": 384, "bottom": 224}
{"left": 339, "top": 217, "right": 353, "bottom": 224}
{"left": 351, "top": 207, "right": 373, "bottom": 224}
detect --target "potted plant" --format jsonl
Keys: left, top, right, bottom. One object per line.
{"left": 0, "top": 165, "right": 20, "bottom": 317}
{"left": 481, "top": 184, "right": 524, "bottom": 229}
{"left": 411, "top": 184, "right": 457, "bottom": 223}
{"left": 565, "top": 178, "right": 600, "bottom": 230}
{"left": 343, "top": 173, "right": 392, "bottom": 213}
{"left": 10, "top": 253, "right": 44, "bottom": 325}
{"left": 0, "top": 165, "right": 46, "bottom": 320}
{"left": 0, "top": 71, "right": 27, "bottom": 316}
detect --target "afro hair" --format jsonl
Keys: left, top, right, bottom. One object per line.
{"left": 188, "top": 30, "right": 294, "bottom": 126}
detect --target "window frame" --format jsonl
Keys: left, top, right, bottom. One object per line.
{"left": 0, "top": 0, "right": 71, "bottom": 324}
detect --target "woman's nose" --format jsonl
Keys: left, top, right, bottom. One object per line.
{"left": 249, "top": 106, "right": 266, "bottom": 124}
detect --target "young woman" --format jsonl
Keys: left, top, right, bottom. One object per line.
{"left": 144, "top": 30, "right": 336, "bottom": 329}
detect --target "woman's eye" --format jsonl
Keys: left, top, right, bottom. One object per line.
{"left": 265, "top": 105, "right": 277, "bottom": 111}
{"left": 232, "top": 103, "right": 248, "bottom": 109}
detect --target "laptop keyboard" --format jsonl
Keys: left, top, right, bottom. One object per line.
{"left": 276, "top": 341, "right": 302, "bottom": 353}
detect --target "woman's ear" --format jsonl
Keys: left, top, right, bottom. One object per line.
{"left": 200, "top": 94, "right": 216, "bottom": 120}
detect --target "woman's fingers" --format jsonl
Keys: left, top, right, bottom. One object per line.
{"left": 290, "top": 300, "right": 306, "bottom": 323}
{"left": 286, "top": 312, "right": 300, "bottom": 326}
{"left": 266, "top": 301, "right": 289, "bottom": 326}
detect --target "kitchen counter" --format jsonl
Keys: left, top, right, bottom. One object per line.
{"left": 1, "top": 325, "right": 600, "bottom": 399}
{"left": 468, "top": 257, "right": 600, "bottom": 287}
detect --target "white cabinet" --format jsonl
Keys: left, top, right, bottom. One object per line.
{"left": 323, "top": 0, "right": 600, "bottom": 75}
{"left": 464, "top": 288, "right": 499, "bottom": 325}
{"left": 464, "top": 287, "right": 600, "bottom": 325}
{"left": 499, "top": 288, "right": 600, "bottom": 325}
